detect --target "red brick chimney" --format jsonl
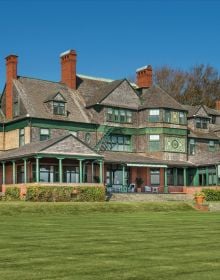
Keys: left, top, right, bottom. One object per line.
{"left": 60, "top": 50, "right": 77, "bottom": 89}
{"left": 136, "top": 65, "right": 152, "bottom": 88}
{"left": 5, "top": 54, "right": 18, "bottom": 119}
{"left": 216, "top": 100, "right": 220, "bottom": 111}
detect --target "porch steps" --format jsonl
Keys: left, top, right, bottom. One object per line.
{"left": 108, "top": 193, "right": 193, "bottom": 202}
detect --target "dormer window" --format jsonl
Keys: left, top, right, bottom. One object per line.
{"left": 195, "top": 117, "right": 209, "bottom": 129}
{"left": 44, "top": 92, "right": 67, "bottom": 116}
{"left": 53, "top": 101, "right": 65, "bottom": 115}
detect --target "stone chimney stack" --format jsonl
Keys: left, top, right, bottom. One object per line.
{"left": 5, "top": 54, "right": 18, "bottom": 119}
{"left": 136, "top": 65, "right": 152, "bottom": 88}
{"left": 60, "top": 50, "right": 77, "bottom": 90}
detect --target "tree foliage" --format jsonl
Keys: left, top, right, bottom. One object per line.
{"left": 154, "top": 64, "right": 220, "bottom": 108}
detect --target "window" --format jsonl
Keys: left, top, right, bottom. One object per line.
{"left": 32, "top": 165, "right": 59, "bottom": 183}
{"left": 209, "top": 140, "right": 215, "bottom": 152}
{"left": 150, "top": 169, "right": 160, "bottom": 185}
{"left": 53, "top": 101, "right": 65, "bottom": 115}
{"left": 63, "top": 166, "right": 79, "bottom": 183}
{"left": 107, "top": 134, "right": 131, "bottom": 152}
{"left": 211, "top": 115, "right": 216, "bottom": 124}
{"left": 149, "top": 135, "right": 160, "bottom": 151}
{"left": 188, "top": 139, "right": 196, "bottom": 155}
{"left": 149, "top": 109, "right": 160, "bottom": 122}
{"left": 19, "top": 128, "right": 25, "bottom": 147}
{"left": 17, "top": 165, "right": 24, "bottom": 183}
{"left": 164, "top": 110, "right": 171, "bottom": 123}
{"left": 179, "top": 112, "right": 186, "bottom": 125}
{"left": 195, "top": 117, "right": 209, "bottom": 129}
{"left": 40, "top": 128, "right": 50, "bottom": 141}
{"left": 106, "top": 108, "right": 133, "bottom": 123}
{"left": 14, "top": 101, "right": 19, "bottom": 117}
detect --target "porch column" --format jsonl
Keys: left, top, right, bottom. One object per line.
{"left": 23, "top": 158, "right": 27, "bottom": 184}
{"left": 12, "top": 160, "right": 16, "bottom": 184}
{"left": 58, "top": 158, "right": 63, "bottom": 183}
{"left": 2, "top": 161, "right": 5, "bottom": 185}
{"left": 79, "top": 159, "right": 83, "bottom": 183}
{"left": 164, "top": 168, "right": 168, "bottom": 193}
{"left": 216, "top": 165, "right": 218, "bottom": 186}
{"left": 99, "top": 160, "right": 103, "bottom": 183}
{"left": 206, "top": 167, "right": 209, "bottom": 186}
{"left": 183, "top": 167, "right": 187, "bottom": 186}
{"left": 91, "top": 161, "right": 94, "bottom": 183}
{"left": 35, "top": 157, "right": 40, "bottom": 183}
{"left": 122, "top": 165, "right": 125, "bottom": 186}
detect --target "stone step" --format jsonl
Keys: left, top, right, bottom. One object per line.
{"left": 109, "top": 193, "right": 192, "bottom": 202}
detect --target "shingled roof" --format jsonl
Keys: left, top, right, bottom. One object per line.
{"left": 102, "top": 151, "right": 194, "bottom": 167}
{"left": 13, "top": 77, "right": 90, "bottom": 123}
{"left": 0, "top": 134, "right": 102, "bottom": 161}
{"left": 188, "top": 129, "right": 219, "bottom": 140}
{"left": 139, "top": 85, "right": 186, "bottom": 111}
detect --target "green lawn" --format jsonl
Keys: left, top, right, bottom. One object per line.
{"left": 0, "top": 202, "right": 219, "bottom": 280}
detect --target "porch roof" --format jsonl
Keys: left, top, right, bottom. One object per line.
{"left": 0, "top": 134, "right": 103, "bottom": 161}
{"left": 102, "top": 152, "right": 194, "bottom": 167}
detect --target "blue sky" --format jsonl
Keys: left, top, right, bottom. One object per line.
{"left": 0, "top": 0, "right": 220, "bottom": 90}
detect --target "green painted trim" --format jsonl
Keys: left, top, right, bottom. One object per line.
{"left": 79, "top": 159, "right": 83, "bottom": 183}
{"left": 4, "top": 119, "right": 30, "bottom": 132}
{"left": 38, "top": 153, "right": 103, "bottom": 160}
{"left": 23, "top": 158, "right": 27, "bottom": 184}
{"left": 36, "top": 157, "right": 39, "bottom": 183}
{"left": 91, "top": 162, "right": 94, "bottom": 183}
{"left": 97, "top": 125, "right": 187, "bottom": 136}
{"left": 206, "top": 167, "right": 209, "bottom": 186}
{"left": 59, "top": 158, "right": 63, "bottom": 183}
{"left": 183, "top": 167, "right": 187, "bottom": 186}
{"left": 164, "top": 168, "right": 168, "bottom": 193}
{"left": 2, "top": 117, "right": 97, "bottom": 132}
{"left": 193, "top": 168, "right": 199, "bottom": 186}
{"left": 31, "top": 118, "right": 97, "bottom": 132}
{"left": 99, "top": 160, "right": 103, "bottom": 183}
{"left": 2, "top": 162, "right": 5, "bottom": 184}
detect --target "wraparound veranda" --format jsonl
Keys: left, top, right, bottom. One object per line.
{"left": 0, "top": 154, "right": 219, "bottom": 193}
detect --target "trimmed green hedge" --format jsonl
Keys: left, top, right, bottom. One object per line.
{"left": 25, "top": 186, "right": 105, "bottom": 202}
{"left": 4, "top": 187, "right": 20, "bottom": 201}
{"left": 202, "top": 189, "right": 220, "bottom": 201}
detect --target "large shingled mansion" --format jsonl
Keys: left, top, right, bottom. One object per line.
{"left": 0, "top": 50, "right": 220, "bottom": 193}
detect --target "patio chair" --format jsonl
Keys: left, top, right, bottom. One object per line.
{"left": 144, "top": 186, "right": 151, "bottom": 193}
{"left": 152, "top": 186, "right": 159, "bottom": 193}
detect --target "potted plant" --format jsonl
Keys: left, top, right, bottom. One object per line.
{"left": 135, "top": 177, "right": 144, "bottom": 193}
{"left": 194, "top": 191, "right": 206, "bottom": 204}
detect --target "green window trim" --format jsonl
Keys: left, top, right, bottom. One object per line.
{"left": 40, "top": 128, "right": 50, "bottom": 141}
{"left": 106, "top": 108, "right": 133, "bottom": 123}
{"left": 148, "top": 109, "right": 160, "bottom": 122}
{"left": 188, "top": 139, "right": 196, "bottom": 155}
{"left": 149, "top": 134, "right": 160, "bottom": 151}
{"left": 106, "top": 134, "right": 131, "bottom": 152}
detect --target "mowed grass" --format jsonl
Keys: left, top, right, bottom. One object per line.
{"left": 0, "top": 202, "right": 219, "bottom": 280}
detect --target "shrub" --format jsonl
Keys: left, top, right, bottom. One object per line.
{"left": 202, "top": 189, "right": 220, "bottom": 201}
{"left": 25, "top": 186, "right": 105, "bottom": 202}
{"left": 5, "top": 187, "right": 20, "bottom": 201}
{"left": 26, "top": 186, "right": 73, "bottom": 202}
{"left": 76, "top": 186, "right": 105, "bottom": 202}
